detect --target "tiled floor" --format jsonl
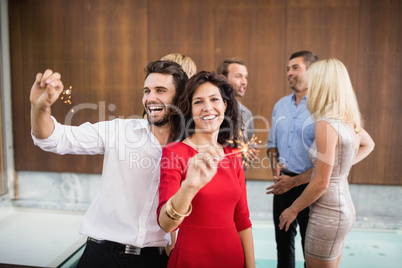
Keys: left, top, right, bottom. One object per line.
{"left": 252, "top": 220, "right": 402, "bottom": 268}
{"left": 62, "top": 219, "right": 402, "bottom": 268}
{"left": 1, "top": 207, "right": 401, "bottom": 267}
{"left": 0, "top": 207, "right": 86, "bottom": 267}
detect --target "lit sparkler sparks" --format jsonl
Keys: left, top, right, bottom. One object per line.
{"left": 59, "top": 86, "right": 84, "bottom": 113}
{"left": 60, "top": 86, "right": 73, "bottom": 105}
{"left": 225, "top": 133, "right": 263, "bottom": 166}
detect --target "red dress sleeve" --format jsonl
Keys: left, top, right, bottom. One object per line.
{"left": 233, "top": 151, "right": 252, "bottom": 232}
{"left": 157, "top": 143, "right": 189, "bottom": 226}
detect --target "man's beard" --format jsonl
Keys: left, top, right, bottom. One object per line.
{"left": 147, "top": 112, "right": 170, "bottom": 127}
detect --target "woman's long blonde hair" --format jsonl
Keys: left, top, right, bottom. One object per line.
{"left": 307, "top": 58, "right": 363, "bottom": 132}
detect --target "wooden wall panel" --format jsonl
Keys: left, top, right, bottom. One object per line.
{"left": 8, "top": 0, "right": 27, "bottom": 172}
{"left": 148, "top": 0, "right": 216, "bottom": 72}
{"left": 84, "top": 0, "right": 148, "bottom": 120}
{"left": 10, "top": 0, "right": 148, "bottom": 173}
{"left": 9, "top": 0, "right": 101, "bottom": 173}
{"left": 7, "top": 0, "right": 402, "bottom": 185}
{"left": 351, "top": 0, "right": 402, "bottom": 184}
{"left": 286, "top": 0, "right": 360, "bottom": 70}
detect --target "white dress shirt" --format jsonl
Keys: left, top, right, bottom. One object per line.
{"left": 32, "top": 117, "right": 170, "bottom": 247}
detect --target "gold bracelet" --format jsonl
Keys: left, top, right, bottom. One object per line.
{"left": 165, "top": 198, "right": 192, "bottom": 220}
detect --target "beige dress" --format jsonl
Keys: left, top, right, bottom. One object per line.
{"left": 305, "top": 119, "right": 356, "bottom": 261}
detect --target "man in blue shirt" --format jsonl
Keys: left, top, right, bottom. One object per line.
{"left": 266, "top": 51, "right": 318, "bottom": 268}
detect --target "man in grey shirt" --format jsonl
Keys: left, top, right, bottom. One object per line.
{"left": 217, "top": 58, "right": 257, "bottom": 167}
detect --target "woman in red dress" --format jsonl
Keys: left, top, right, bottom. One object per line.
{"left": 157, "top": 71, "right": 255, "bottom": 268}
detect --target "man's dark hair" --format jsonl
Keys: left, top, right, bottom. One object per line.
{"left": 145, "top": 60, "right": 188, "bottom": 94}
{"left": 144, "top": 60, "right": 188, "bottom": 142}
{"left": 216, "top": 58, "right": 246, "bottom": 78}
{"left": 289, "top": 51, "right": 318, "bottom": 69}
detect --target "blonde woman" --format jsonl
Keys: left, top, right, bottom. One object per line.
{"left": 279, "top": 58, "right": 375, "bottom": 268}
{"left": 161, "top": 53, "right": 197, "bottom": 78}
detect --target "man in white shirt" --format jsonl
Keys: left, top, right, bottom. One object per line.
{"left": 30, "top": 61, "right": 188, "bottom": 267}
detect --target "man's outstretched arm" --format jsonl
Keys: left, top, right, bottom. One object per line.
{"left": 30, "top": 69, "right": 64, "bottom": 139}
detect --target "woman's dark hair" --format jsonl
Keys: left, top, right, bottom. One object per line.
{"left": 174, "top": 71, "right": 241, "bottom": 146}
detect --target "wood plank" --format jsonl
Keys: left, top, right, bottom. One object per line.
{"left": 148, "top": 0, "right": 215, "bottom": 72}
{"left": 351, "top": 0, "right": 402, "bottom": 185}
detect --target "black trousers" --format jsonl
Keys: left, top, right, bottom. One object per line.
{"left": 76, "top": 239, "right": 169, "bottom": 268}
{"left": 273, "top": 171, "right": 309, "bottom": 268}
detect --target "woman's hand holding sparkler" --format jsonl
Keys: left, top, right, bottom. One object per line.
{"left": 159, "top": 146, "right": 224, "bottom": 232}
{"left": 181, "top": 147, "right": 224, "bottom": 196}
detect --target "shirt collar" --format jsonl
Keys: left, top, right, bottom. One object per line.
{"left": 133, "top": 119, "right": 179, "bottom": 146}
{"left": 131, "top": 119, "right": 150, "bottom": 131}
{"left": 290, "top": 92, "right": 307, "bottom": 103}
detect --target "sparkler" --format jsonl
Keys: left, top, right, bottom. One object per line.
{"left": 225, "top": 133, "right": 263, "bottom": 166}
{"left": 59, "top": 86, "right": 85, "bottom": 113}
{"left": 60, "top": 86, "right": 73, "bottom": 105}
{"left": 224, "top": 147, "right": 248, "bottom": 157}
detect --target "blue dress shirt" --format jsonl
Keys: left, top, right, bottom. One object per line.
{"left": 267, "top": 93, "right": 315, "bottom": 174}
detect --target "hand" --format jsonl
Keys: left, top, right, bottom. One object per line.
{"left": 30, "top": 69, "right": 64, "bottom": 109}
{"left": 182, "top": 147, "right": 224, "bottom": 193}
{"left": 273, "top": 163, "right": 285, "bottom": 178}
{"left": 245, "top": 147, "right": 259, "bottom": 163}
{"left": 279, "top": 207, "right": 298, "bottom": 232}
{"left": 165, "top": 244, "right": 174, "bottom": 256}
{"left": 166, "top": 230, "right": 177, "bottom": 256}
{"left": 266, "top": 175, "right": 295, "bottom": 195}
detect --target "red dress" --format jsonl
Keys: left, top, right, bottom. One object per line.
{"left": 157, "top": 142, "right": 252, "bottom": 268}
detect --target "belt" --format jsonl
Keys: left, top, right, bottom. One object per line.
{"left": 87, "top": 237, "right": 164, "bottom": 256}
{"left": 281, "top": 170, "right": 299, "bottom": 177}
